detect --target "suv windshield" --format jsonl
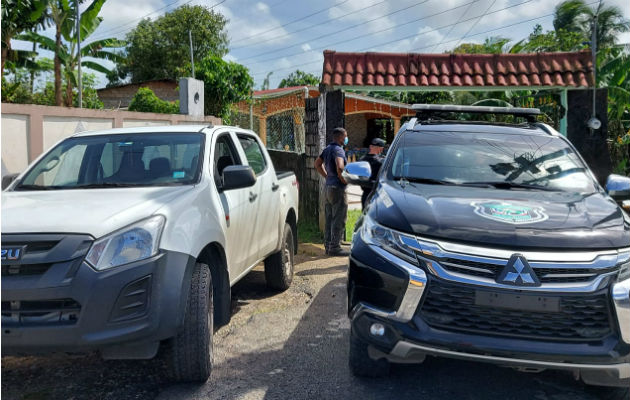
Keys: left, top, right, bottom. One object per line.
{"left": 388, "top": 130, "right": 597, "bottom": 193}
{"left": 16, "top": 133, "right": 204, "bottom": 190}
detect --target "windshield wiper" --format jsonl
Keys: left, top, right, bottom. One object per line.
{"left": 466, "top": 181, "right": 558, "bottom": 191}
{"left": 393, "top": 176, "right": 457, "bottom": 186}
{"left": 71, "top": 182, "right": 142, "bottom": 189}
{"left": 14, "top": 184, "right": 57, "bottom": 191}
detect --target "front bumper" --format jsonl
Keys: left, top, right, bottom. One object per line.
{"left": 2, "top": 248, "right": 196, "bottom": 358}
{"left": 348, "top": 239, "right": 630, "bottom": 387}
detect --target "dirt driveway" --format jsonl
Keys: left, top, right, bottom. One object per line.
{"left": 1, "top": 244, "right": 610, "bottom": 400}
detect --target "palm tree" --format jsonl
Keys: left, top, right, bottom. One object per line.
{"left": 553, "top": 0, "right": 630, "bottom": 48}
{"left": 19, "top": 0, "right": 125, "bottom": 106}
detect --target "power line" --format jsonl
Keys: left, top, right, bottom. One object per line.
{"left": 248, "top": 0, "right": 546, "bottom": 79}
{"left": 91, "top": 0, "right": 192, "bottom": 40}
{"left": 430, "top": 0, "right": 478, "bottom": 52}
{"left": 237, "top": 0, "right": 432, "bottom": 63}
{"left": 231, "top": 0, "right": 389, "bottom": 51}
{"left": 247, "top": 0, "right": 530, "bottom": 69}
{"left": 230, "top": 0, "right": 351, "bottom": 45}
{"left": 452, "top": 0, "right": 498, "bottom": 49}
{"left": 92, "top": 0, "right": 227, "bottom": 41}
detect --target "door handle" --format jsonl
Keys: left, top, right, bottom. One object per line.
{"left": 271, "top": 183, "right": 280, "bottom": 192}
{"left": 249, "top": 192, "right": 258, "bottom": 202}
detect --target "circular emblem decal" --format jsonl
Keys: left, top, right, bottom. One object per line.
{"left": 471, "top": 202, "right": 548, "bottom": 225}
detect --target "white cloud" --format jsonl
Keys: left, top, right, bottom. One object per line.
{"left": 255, "top": 2, "right": 270, "bottom": 13}
{"left": 301, "top": 43, "right": 312, "bottom": 52}
{"left": 327, "top": 0, "right": 395, "bottom": 35}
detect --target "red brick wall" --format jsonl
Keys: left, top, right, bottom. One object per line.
{"left": 98, "top": 81, "right": 178, "bottom": 109}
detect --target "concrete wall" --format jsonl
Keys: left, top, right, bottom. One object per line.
{"left": 345, "top": 113, "right": 368, "bottom": 148}
{"left": 1, "top": 103, "right": 220, "bottom": 177}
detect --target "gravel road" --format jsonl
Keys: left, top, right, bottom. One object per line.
{"left": 1, "top": 243, "right": 621, "bottom": 400}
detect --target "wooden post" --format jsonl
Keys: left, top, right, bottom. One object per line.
{"left": 259, "top": 116, "right": 267, "bottom": 145}
{"left": 393, "top": 117, "right": 401, "bottom": 135}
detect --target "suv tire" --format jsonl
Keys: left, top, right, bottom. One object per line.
{"left": 348, "top": 328, "right": 390, "bottom": 377}
{"left": 585, "top": 385, "right": 630, "bottom": 400}
{"left": 264, "top": 223, "right": 294, "bottom": 291}
{"left": 167, "top": 262, "right": 213, "bottom": 382}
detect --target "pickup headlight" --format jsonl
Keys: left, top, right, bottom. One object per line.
{"left": 359, "top": 214, "right": 419, "bottom": 265}
{"left": 85, "top": 215, "right": 166, "bottom": 271}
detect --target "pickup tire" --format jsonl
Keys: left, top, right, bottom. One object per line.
{"left": 264, "top": 223, "right": 294, "bottom": 291}
{"left": 166, "top": 262, "right": 213, "bottom": 382}
{"left": 348, "top": 328, "right": 390, "bottom": 377}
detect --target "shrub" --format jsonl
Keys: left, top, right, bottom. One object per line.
{"left": 128, "top": 87, "right": 179, "bottom": 114}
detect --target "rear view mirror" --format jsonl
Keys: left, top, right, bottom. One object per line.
{"left": 606, "top": 174, "right": 630, "bottom": 204}
{"left": 222, "top": 165, "right": 256, "bottom": 191}
{"left": 2, "top": 173, "right": 19, "bottom": 190}
{"left": 343, "top": 161, "right": 373, "bottom": 188}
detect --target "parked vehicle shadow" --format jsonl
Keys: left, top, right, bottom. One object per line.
{"left": 159, "top": 277, "right": 602, "bottom": 400}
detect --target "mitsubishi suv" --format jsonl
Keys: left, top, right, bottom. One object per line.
{"left": 343, "top": 105, "right": 630, "bottom": 395}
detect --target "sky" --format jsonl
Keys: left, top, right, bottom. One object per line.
{"left": 11, "top": 0, "right": 630, "bottom": 90}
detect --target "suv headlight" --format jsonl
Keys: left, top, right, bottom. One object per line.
{"left": 86, "top": 215, "right": 166, "bottom": 271}
{"left": 359, "top": 214, "right": 419, "bottom": 265}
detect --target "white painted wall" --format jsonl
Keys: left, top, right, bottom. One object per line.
{"left": 1, "top": 114, "right": 30, "bottom": 177}
{"left": 42, "top": 117, "right": 114, "bottom": 149}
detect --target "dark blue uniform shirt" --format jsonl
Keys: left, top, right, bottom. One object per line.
{"left": 320, "top": 142, "right": 347, "bottom": 188}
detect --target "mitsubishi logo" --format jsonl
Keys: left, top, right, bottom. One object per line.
{"left": 497, "top": 254, "right": 541, "bottom": 287}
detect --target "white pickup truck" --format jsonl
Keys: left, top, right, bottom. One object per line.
{"left": 1, "top": 124, "right": 299, "bottom": 382}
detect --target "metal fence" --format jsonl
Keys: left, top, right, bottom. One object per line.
{"left": 231, "top": 89, "right": 308, "bottom": 154}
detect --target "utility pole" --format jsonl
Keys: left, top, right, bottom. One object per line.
{"left": 76, "top": 0, "right": 82, "bottom": 108}
{"left": 189, "top": 30, "right": 195, "bottom": 79}
{"left": 586, "top": 13, "right": 601, "bottom": 131}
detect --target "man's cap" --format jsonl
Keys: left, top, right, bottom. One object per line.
{"left": 370, "top": 138, "right": 386, "bottom": 147}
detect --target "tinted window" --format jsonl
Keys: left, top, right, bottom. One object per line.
{"left": 213, "top": 134, "right": 241, "bottom": 187}
{"left": 238, "top": 135, "right": 267, "bottom": 175}
{"left": 17, "top": 133, "right": 203, "bottom": 190}
{"left": 388, "top": 130, "right": 597, "bottom": 193}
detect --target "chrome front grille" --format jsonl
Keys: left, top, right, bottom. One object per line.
{"left": 408, "top": 236, "right": 630, "bottom": 291}
{"left": 439, "top": 257, "right": 620, "bottom": 284}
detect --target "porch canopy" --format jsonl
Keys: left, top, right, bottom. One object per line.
{"left": 321, "top": 50, "right": 594, "bottom": 134}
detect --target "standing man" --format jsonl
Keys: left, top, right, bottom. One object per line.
{"left": 315, "top": 127, "right": 349, "bottom": 256}
{"left": 360, "top": 138, "right": 386, "bottom": 210}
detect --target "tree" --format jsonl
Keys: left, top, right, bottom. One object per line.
{"left": 553, "top": 0, "right": 629, "bottom": 48}
{"left": 514, "top": 24, "right": 587, "bottom": 52}
{"left": 195, "top": 55, "right": 253, "bottom": 120}
{"left": 452, "top": 37, "right": 511, "bottom": 54}
{"left": 261, "top": 72, "right": 273, "bottom": 90}
{"left": 278, "top": 70, "right": 320, "bottom": 88}
{"left": 116, "top": 5, "right": 228, "bottom": 83}
{"left": 19, "top": 0, "right": 125, "bottom": 106}
{"left": 1, "top": 0, "right": 47, "bottom": 77}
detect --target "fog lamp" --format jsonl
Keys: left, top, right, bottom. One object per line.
{"left": 370, "top": 323, "right": 385, "bottom": 337}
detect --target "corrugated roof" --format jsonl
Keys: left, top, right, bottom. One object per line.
{"left": 321, "top": 50, "right": 593, "bottom": 88}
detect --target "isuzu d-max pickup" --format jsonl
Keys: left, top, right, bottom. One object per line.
{"left": 1, "top": 124, "right": 298, "bottom": 382}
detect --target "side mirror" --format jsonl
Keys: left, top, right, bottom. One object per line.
{"left": 342, "top": 161, "right": 373, "bottom": 188}
{"left": 222, "top": 165, "right": 256, "bottom": 191}
{"left": 606, "top": 174, "right": 630, "bottom": 204}
{"left": 2, "top": 173, "right": 19, "bottom": 190}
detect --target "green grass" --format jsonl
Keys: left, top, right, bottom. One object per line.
{"left": 345, "top": 209, "right": 362, "bottom": 241}
{"left": 297, "top": 209, "right": 362, "bottom": 244}
{"left": 297, "top": 219, "right": 323, "bottom": 244}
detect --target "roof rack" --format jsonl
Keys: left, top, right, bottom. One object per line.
{"left": 413, "top": 104, "right": 541, "bottom": 123}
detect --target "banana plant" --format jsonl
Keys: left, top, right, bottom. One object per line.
{"left": 18, "top": 0, "right": 125, "bottom": 106}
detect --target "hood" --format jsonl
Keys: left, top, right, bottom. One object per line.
{"left": 1, "top": 186, "right": 194, "bottom": 238}
{"left": 372, "top": 181, "right": 630, "bottom": 250}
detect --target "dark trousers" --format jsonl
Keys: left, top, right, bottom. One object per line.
{"left": 324, "top": 185, "right": 348, "bottom": 251}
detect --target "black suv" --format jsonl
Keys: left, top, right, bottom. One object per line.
{"left": 344, "top": 105, "right": 630, "bottom": 395}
